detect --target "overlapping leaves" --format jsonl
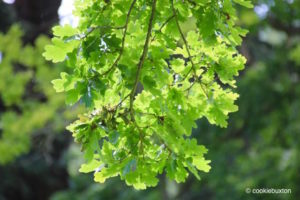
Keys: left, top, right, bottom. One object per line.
{"left": 44, "top": 0, "right": 251, "bottom": 189}
{"left": 0, "top": 25, "right": 78, "bottom": 164}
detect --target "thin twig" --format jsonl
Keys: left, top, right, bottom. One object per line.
{"left": 171, "top": 0, "right": 196, "bottom": 77}
{"left": 80, "top": 25, "right": 125, "bottom": 40}
{"left": 151, "top": 14, "right": 175, "bottom": 42}
{"left": 171, "top": 0, "right": 208, "bottom": 98}
{"left": 115, "top": 93, "right": 131, "bottom": 109}
{"left": 129, "top": 0, "right": 157, "bottom": 159}
{"left": 130, "top": 0, "right": 157, "bottom": 122}
{"left": 100, "top": 0, "right": 137, "bottom": 76}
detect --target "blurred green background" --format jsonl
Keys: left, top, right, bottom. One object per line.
{"left": 0, "top": 0, "right": 299, "bottom": 199}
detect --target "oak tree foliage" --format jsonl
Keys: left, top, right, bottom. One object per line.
{"left": 44, "top": 0, "right": 251, "bottom": 189}
{"left": 0, "top": 25, "right": 78, "bottom": 164}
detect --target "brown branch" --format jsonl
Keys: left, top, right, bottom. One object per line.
{"left": 130, "top": 0, "right": 157, "bottom": 122}
{"left": 100, "top": 0, "right": 137, "bottom": 76}
{"left": 128, "top": 0, "right": 157, "bottom": 159}
{"left": 171, "top": 0, "right": 196, "bottom": 77}
{"left": 171, "top": 0, "right": 208, "bottom": 98}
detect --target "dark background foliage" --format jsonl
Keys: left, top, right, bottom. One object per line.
{"left": 0, "top": 0, "right": 299, "bottom": 199}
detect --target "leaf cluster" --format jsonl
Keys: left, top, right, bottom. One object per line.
{"left": 44, "top": 0, "right": 251, "bottom": 189}
{"left": 0, "top": 25, "right": 79, "bottom": 164}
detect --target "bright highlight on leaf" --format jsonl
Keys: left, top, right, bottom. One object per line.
{"left": 44, "top": 0, "right": 251, "bottom": 189}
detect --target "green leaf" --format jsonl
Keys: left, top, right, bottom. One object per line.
{"left": 187, "top": 161, "right": 201, "bottom": 180}
{"left": 94, "top": 166, "right": 119, "bottom": 183}
{"left": 53, "top": 24, "right": 77, "bottom": 38}
{"left": 66, "top": 89, "right": 80, "bottom": 105}
{"left": 233, "top": 0, "right": 253, "bottom": 8}
{"left": 43, "top": 38, "right": 79, "bottom": 63}
{"left": 192, "top": 157, "right": 211, "bottom": 172}
{"left": 170, "top": 58, "right": 185, "bottom": 73}
{"left": 79, "top": 159, "right": 103, "bottom": 173}
{"left": 51, "top": 72, "right": 76, "bottom": 92}
{"left": 122, "top": 159, "right": 137, "bottom": 177}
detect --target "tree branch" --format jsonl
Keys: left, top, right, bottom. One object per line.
{"left": 171, "top": 0, "right": 208, "bottom": 98}
{"left": 171, "top": 0, "right": 196, "bottom": 77}
{"left": 130, "top": 0, "right": 157, "bottom": 121}
{"left": 128, "top": 0, "right": 157, "bottom": 159}
{"left": 100, "top": 0, "right": 137, "bottom": 76}
{"left": 151, "top": 14, "right": 175, "bottom": 42}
